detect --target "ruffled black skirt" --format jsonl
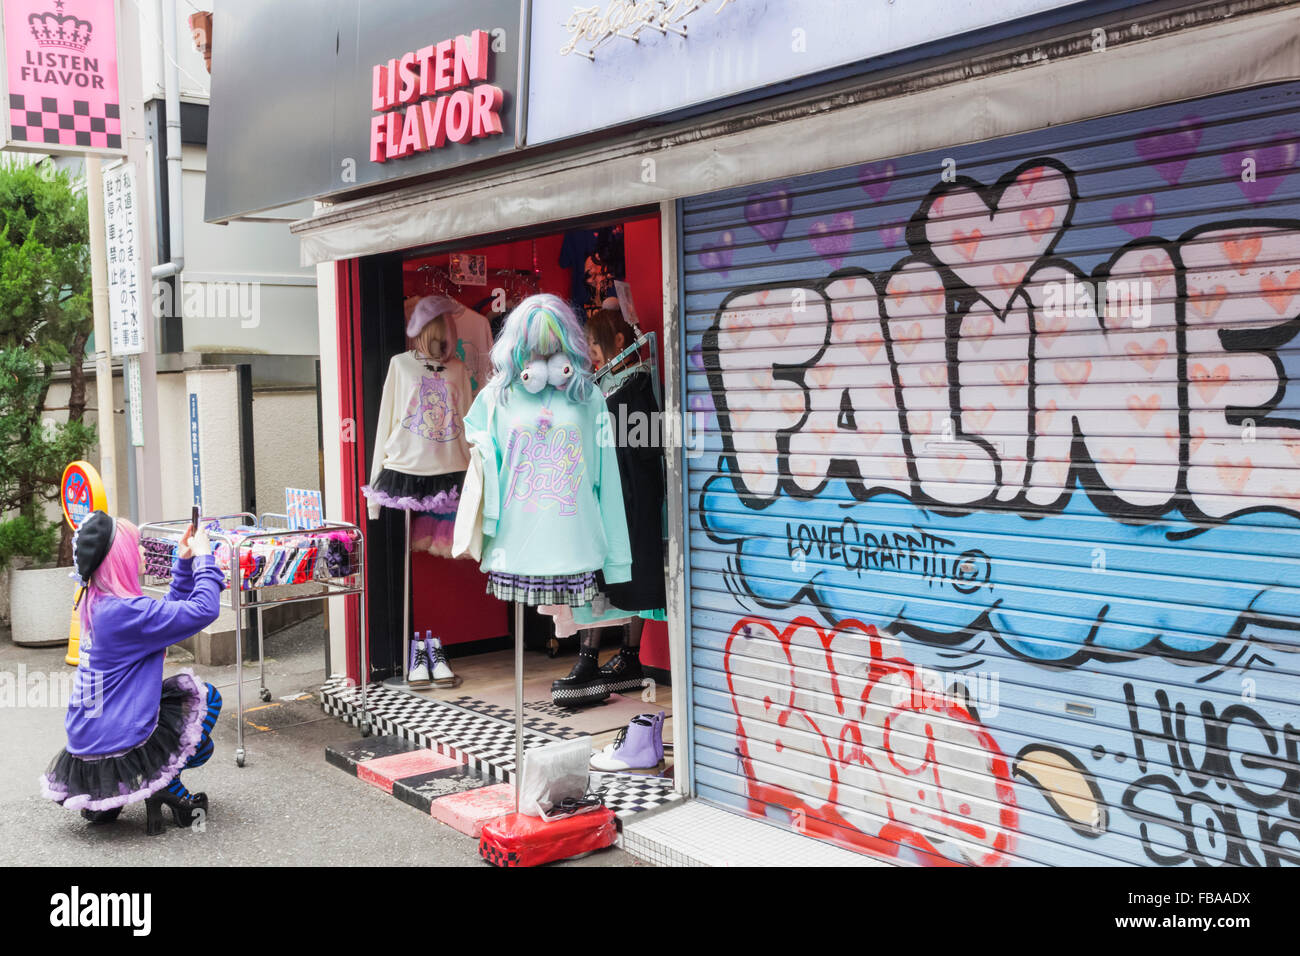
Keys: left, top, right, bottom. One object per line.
{"left": 40, "top": 671, "right": 206, "bottom": 813}
{"left": 362, "top": 468, "right": 464, "bottom": 515}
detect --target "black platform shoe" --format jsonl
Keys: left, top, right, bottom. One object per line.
{"left": 145, "top": 782, "right": 209, "bottom": 835}
{"left": 81, "top": 807, "right": 122, "bottom": 825}
{"left": 597, "top": 646, "right": 645, "bottom": 696}
{"left": 551, "top": 646, "right": 610, "bottom": 708}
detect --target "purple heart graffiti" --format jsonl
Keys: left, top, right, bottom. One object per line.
{"left": 688, "top": 342, "right": 705, "bottom": 371}
{"left": 1135, "top": 116, "right": 1203, "bottom": 186}
{"left": 1222, "top": 133, "right": 1299, "bottom": 204}
{"left": 699, "top": 231, "right": 735, "bottom": 276}
{"left": 745, "top": 189, "right": 792, "bottom": 251}
{"left": 878, "top": 220, "right": 905, "bottom": 248}
{"left": 1111, "top": 194, "right": 1156, "bottom": 237}
{"left": 859, "top": 161, "right": 895, "bottom": 201}
{"left": 808, "top": 211, "right": 855, "bottom": 269}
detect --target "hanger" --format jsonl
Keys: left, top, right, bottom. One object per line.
{"left": 596, "top": 330, "right": 660, "bottom": 406}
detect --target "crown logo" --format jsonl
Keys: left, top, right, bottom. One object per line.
{"left": 29, "top": 1, "right": 94, "bottom": 53}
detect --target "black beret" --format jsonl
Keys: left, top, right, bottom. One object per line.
{"left": 73, "top": 511, "right": 117, "bottom": 585}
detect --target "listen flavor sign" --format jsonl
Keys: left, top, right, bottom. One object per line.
{"left": 3, "top": 0, "right": 122, "bottom": 152}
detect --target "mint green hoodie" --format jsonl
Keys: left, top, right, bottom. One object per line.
{"left": 463, "top": 382, "right": 632, "bottom": 582}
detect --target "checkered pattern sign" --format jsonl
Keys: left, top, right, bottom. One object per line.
{"left": 7, "top": 93, "right": 120, "bottom": 149}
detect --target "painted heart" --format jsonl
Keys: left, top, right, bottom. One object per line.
{"left": 879, "top": 221, "right": 906, "bottom": 248}
{"left": 1035, "top": 314, "right": 1069, "bottom": 347}
{"left": 1139, "top": 254, "right": 1175, "bottom": 294}
{"left": 953, "top": 228, "right": 983, "bottom": 262}
{"left": 1103, "top": 448, "right": 1137, "bottom": 478}
{"left": 1019, "top": 207, "right": 1056, "bottom": 241}
{"left": 908, "top": 411, "right": 933, "bottom": 435}
{"left": 1221, "top": 133, "right": 1299, "bottom": 203}
{"left": 699, "top": 231, "right": 735, "bottom": 276}
{"left": 857, "top": 332, "right": 884, "bottom": 361}
{"left": 993, "top": 263, "right": 1028, "bottom": 291}
{"left": 1187, "top": 284, "right": 1228, "bottom": 320}
{"left": 921, "top": 365, "right": 948, "bottom": 388}
{"left": 894, "top": 322, "right": 924, "bottom": 357}
{"left": 963, "top": 315, "right": 996, "bottom": 352}
{"left": 965, "top": 404, "right": 996, "bottom": 431}
{"left": 1018, "top": 165, "right": 1047, "bottom": 199}
{"left": 1035, "top": 400, "right": 1058, "bottom": 432}
{"left": 688, "top": 343, "right": 705, "bottom": 371}
{"left": 810, "top": 364, "right": 837, "bottom": 388}
{"left": 1111, "top": 195, "right": 1156, "bottom": 237}
{"left": 922, "top": 288, "right": 945, "bottom": 313}
{"left": 1190, "top": 363, "right": 1230, "bottom": 403}
{"left": 1135, "top": 116, "right": 1203, "bottom": 186}
{"left": 1054, "top": 360, "right": 1093, "bottom": 397}
{"left": 1125, "top": 338, "right": 1169, "bottom": 374}
{"left": 809, "top": 211, "right": 855, "bottom": 269}
{"left": 996, "top": 363, "right": 1028, "bottom": 392}
{"left": 688, "top": 392, "right": 714, "bottom": 414}
{"left": 859, "top": 160, "right": 896, "bottom": 201}
{"left": 1126, "top": 394, "right": 1162, "bottom": 428}
{"left": 1261, "top": 270, "right": 1300, "bottom": 316}
{"left": 745, "top": 190, "right": 792, "bottom": 251}
{"left": 1215, "top": 457, "right": 1253, "bottom": 494}
{"left": 888, "top": 280, "right": 912, "bottom": 309}
{"left": 1220, "top": 235, "right": 1262, "bottom": 273}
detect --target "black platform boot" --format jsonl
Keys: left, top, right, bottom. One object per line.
{"left": 81, "top": 807, "right": 122, "bottom": 825}
{"left": 550, "top": 645, "right": 610, "bottom": 708}
{"left": 145, "top": 780, "right": 209, "bottom": 835}
{"left": 597, "top": 645, "right": 645, "bottom": 696}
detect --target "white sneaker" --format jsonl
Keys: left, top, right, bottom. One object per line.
{"left": 430, "top": 637, "right": 458, "bottom": 688}
{"left": 408, "top": 640, "right": 432, "bottom": 687}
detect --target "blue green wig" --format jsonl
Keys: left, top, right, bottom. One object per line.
{"left": 489, "top": 293, "right": 593, "bottom": 404}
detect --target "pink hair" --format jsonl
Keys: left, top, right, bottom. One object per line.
{"left": 79, "top": 517, "right": 143, "bottom": 638}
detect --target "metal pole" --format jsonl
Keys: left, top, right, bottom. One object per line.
{"left": 358, "top": 533, "right": 370, "bottom": 735}
{"left": 234, "top": 559, "right": 246, "bottom": 767}
{"left": 402, "top": 508, "right": 412, "bottom": 682}
{"left": 514, "top": 601, "right": 524, "bottom": 812}
{"left": 85, "top": 156, "right": 118, "bottom": 511}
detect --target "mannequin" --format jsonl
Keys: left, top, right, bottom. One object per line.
{"left": 362, "top": 295, "right": 472, "bottom": 688}
{"left": 542, "top": 303, "right": 666, "bottom": 708}
{"left": 462, "top": 294, "right": 633, "bottom": 707}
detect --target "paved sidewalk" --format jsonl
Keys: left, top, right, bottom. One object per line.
{"left": 0, "top": 619, "right": 638, "bottom": 867}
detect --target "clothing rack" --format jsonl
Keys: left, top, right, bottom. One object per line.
{"left": 140, "top": 513, "right": 368, "bottom": 768}
{"left": 594, "top": 330, "right": 661, "bottom": 407}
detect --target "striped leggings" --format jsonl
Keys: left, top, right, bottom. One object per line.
{"left": 183, "top": 682, "right": 223, "bottom": 771}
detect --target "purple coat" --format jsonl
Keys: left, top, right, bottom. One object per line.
{"left": 66, "top": 555, "right": 225, "bottom": 756}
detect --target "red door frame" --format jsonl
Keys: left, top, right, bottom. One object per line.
{"left": 335, "top": 257, "right": 366, "bottom": 684}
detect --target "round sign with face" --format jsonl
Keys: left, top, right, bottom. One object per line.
{"left": 60, "top": 461, "right": 108, "bottom": 530}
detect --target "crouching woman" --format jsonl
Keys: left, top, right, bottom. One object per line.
{"left": 40, "top": 512, "right": 226, "bottom": 834}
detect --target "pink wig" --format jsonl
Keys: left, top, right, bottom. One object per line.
{"left": 79, "top": 518, "right": 142, "bottom": 637}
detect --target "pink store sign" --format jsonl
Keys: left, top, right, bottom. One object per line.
{"left": 2, "top": 0, "right": 122, "bottom": 153}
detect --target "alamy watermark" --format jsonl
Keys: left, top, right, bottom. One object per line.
{"left": 1042, "top": 275, "right": 1154, "bottom": 327}
{"left": 152, "top": 278, "right": 262, "bottom": 329}
{"left": 0, "top": 665, "right": 101, "bottom": 715}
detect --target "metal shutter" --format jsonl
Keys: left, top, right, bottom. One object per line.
{"left": 681, "top": 81, "right": 1300, "bottom": 867}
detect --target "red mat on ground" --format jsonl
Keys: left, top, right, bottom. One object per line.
{"left": 479, "top": 808, "right": 618, "bottom": 868}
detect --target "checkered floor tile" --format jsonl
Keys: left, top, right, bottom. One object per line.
{"left": 447, "top": 694, "right": 581, "bottom": 739}
{"left": 319, "top": 679, "right": 682, "bottom": 826}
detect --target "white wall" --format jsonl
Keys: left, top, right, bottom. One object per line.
{"left": 252, "top": 388, "right": 321, "bottom": 517}
{"left": 177, "top": 145, "right": 320, "bottom": 356}
{"left": 138, "top": 0, "right": 211, "bottom": 104}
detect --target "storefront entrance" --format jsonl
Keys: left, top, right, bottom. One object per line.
{"left": 335, "top": 209, "right": 675, "bottom": 767}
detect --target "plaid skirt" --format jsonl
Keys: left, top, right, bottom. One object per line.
{"left": 486, "top": 571, "right": 599, "bottom": 607}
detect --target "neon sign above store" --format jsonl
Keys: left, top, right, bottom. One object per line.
{"left": 369, "top": 28, "right": 504, "bottom": 163}
{"left": 560, "top": 0, "right": 738, "bottom": 60}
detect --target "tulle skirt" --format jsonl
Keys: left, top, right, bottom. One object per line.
{"left": 39, "top": 671, "right": 207, "bottom": 813}
{"left": 362, "top": 468, "right": 463, "bottom": 514}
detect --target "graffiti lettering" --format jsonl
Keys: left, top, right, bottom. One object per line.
{"left": 785, "top": 519, "right": 990, "bottom": 593}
